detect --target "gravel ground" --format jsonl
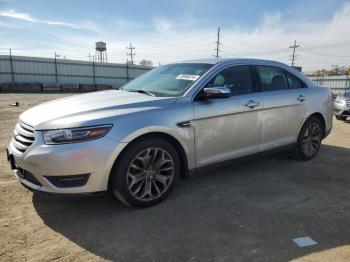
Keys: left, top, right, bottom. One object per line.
{"left": 1, "top": 93, "right": 350, "bottom": 262}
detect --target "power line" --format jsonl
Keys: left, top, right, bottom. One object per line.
{"left": 138, "top": 41, "right": 213, "bottom": 51}
{"left": 221, "top": 45, "right": 289, "bottom": 57}
{"left": 301, "top": 41, "right": 350, "bottom": 51}
{"left": 214, "top": 27, "right": 221, "bottom": 58}
{"left": 139, "top": 33, "right": 214, "bottom": 49}
{"left": 221, "top": 35, "right": 287, "bottom": 52}
{"left": 300, "top": 49, "right": 350, "bottom": 58}
{"left": 222, "top": 35, "right": 349, "bottom": 59}
{"left": 220, "top": 42, "right": 248, "bottom": 53}
{"left": 126, "top": 42, "right": 136, "bottom": 64}
{"left": 289, "top": 40, "right": 300, "bottom": 66}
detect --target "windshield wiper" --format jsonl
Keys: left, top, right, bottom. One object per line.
{"left": 126, "top": 89, "right": 156, "bottom": 97}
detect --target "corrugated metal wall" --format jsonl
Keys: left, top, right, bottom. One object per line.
{"left": 0, "top": 55, "right": 152, "bottom": 87}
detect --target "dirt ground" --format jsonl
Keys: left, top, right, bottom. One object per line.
{"left": 1, "top": 93, "right": 350, "bottom": 262}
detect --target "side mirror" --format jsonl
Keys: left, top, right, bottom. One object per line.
{"left": 203, "top": 87, "right": 231, "bottom": 99}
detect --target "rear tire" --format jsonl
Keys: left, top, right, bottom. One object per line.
{"left": 292, "top": 116, "right": 323, "bottom": 161}
{"left": 110, "top": 137, "right": 180, "bottom": 208}
{"left": 336, "top": 116, "right": 347, "bottom": 121}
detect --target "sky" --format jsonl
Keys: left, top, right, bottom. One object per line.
{"left": 0, "top": 0, "right": 350, "bottom": 71}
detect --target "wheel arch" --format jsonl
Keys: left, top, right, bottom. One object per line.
{"left": 302, "top": 112, "right": 326, "bottom": 138}
{"left": 108, "top": 131, "right": 190, "bottom": 190}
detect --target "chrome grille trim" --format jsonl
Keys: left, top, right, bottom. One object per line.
{"left": 12, "top": 121, "right": 35, "bottom": 154}
{"left": 346, "top": 99, "right": 350, "bottom": 107}
{"left": 13, "top": 139, "right": 29, "bottom": 150}
{"left": 15, "top": 123, "right": 34, "bottom": 138}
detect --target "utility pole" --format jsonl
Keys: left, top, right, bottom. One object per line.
{"left": 126, "top": 59, "right": 130, "bottom": 82}
{"left": 289, "top": 40, "right": 300, "bottom": 66}
{"left": 92, "top": 55, "right": 96, "bottom": 85}
{"left": 126, "top": 43, "right": 136, "bottom": 65}
{"left": 214, "top": 27, "right": 221, "bottom": 58}
{"left": 9, "top": 48, "right": 15, "bottom": 85}
{"left": 54, "top": 52, "right": 60, "bottom": 83}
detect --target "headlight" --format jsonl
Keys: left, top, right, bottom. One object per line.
{"left": 334, "top": 96, "right": 344, "bottom": 104}
{"left": 43, "top": 125, "right": 112, "bottom": 144}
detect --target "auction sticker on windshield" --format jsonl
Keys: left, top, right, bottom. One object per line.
{"left": 176, "top": 74, "right": 200, "bottom": 81}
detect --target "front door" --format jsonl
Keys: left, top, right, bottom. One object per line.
{"left": 193, "top": 65, "right": 263, "bottom": 167}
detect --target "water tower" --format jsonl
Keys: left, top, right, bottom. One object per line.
{"left": 95, "top": 41, "right": 107, "bottom": 63}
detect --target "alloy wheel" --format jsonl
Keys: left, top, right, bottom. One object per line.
{"left": 126, "top": 148, "right": 175, "bottom": 201}
{"left": 301, "top": 122, "right": 321, "bottom": 157}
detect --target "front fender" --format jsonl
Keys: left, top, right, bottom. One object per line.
{"left": 120, "top": 125, "right": 195, "bottom": 170}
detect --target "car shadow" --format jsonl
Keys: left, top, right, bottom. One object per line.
{"left": 33, "top": 144, "right": 350, "bottom": 261}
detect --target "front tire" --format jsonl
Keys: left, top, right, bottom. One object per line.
{"left": 110, "top": 137, "right": 180, "bottom": 208}
{"left": 336, "top": 116, "right": 347, "bottom": 121}
{"left": 292, "top": 117, "right": 323, "bottom": 161}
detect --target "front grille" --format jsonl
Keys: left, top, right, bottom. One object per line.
{"left": 346, "top": 99, "right": 350, "bottom": 107}
{"left": 12, "top": 121, "right": 35, "bottom": 154}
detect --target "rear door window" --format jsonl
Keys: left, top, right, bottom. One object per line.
{"left": 256, "top": 66, "right": 288, "bottom": 91}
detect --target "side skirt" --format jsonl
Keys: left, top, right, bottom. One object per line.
{"left": 188, "top": 143, "right": 295, "bottom": 177}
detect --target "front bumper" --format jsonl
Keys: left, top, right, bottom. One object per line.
{"left": 333, "top": 101, "right": 350, "bottom": 116}
{"left": 7, "top": 132, "right": 127, "bottom": 194}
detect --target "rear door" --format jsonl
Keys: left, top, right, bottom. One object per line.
{"left": 255, "top": 65, "right": 308, "bottom": 151}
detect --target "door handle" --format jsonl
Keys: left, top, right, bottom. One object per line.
{"left": 297, "top": 95, "right": 306, "bottom": 102}
{"left": 176, "top": 120, "right": 193, "bottom": 128}
{"left": 245, "top": 100, "right": 260, "bottom": 109}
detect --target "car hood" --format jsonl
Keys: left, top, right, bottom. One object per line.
{"left": 20, "top": 90, "right": 177, "bottom": 130}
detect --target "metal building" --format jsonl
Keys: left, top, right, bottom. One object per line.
{"left": 0, "top": 55, "right": 152, "bottom": 88}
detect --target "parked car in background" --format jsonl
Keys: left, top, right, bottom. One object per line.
{"left": 7, "top": 58, "right": 333, "bottom": 208}
{"left": 333, "top": 92, "right": 350, "bottom": 121}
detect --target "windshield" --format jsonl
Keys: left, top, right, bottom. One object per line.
{"left": 122, "top": 63, "right": 213, "bottom": 97}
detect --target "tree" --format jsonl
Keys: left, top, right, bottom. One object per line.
{"left": 139, "top": 59, "right": 153, "bottom": 67}
{"left": 307, "top": 65, "right": 350, "bottom": 76}
{"left": 331, "top": 65, "right": 347, "bottom": 76}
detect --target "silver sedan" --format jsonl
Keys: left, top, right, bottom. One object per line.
{"left": 333, "top": 92, "right": 350, "bottom": 121}
{"left": 7, "top": 58, "right": 333, "bottom": 207}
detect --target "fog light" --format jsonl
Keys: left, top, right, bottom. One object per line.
{"left": 45, "top": 174, "right": 90, "bottom": 188}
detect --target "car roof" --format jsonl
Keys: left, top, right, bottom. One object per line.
{"left": 177, "top": 58, "right": 315, "bottom": 87}
{"left": 178, "top": 58, "right": 232, "bottom": 64}
{"left": 178, "top": 58, "right": 283, "bottom": 65}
